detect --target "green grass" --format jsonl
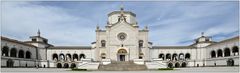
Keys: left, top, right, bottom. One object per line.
{"left": 158, "top": 68, "right": 174, "bottom": 70}
{"left": 71, "top": 68, "right": 87, "bottom": 71}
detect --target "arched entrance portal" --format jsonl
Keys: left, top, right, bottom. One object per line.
{"left": 117, "top": 49, "right": 127, "bottom": 61}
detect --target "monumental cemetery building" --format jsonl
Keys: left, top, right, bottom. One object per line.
{"left": 1, "top": 6, "right": 239, "bottom": 70}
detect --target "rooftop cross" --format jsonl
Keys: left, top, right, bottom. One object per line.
{"left": 37, "top": 29, "right": 41, "bottom": 36}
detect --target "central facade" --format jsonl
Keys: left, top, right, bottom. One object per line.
{"left": 94, "top": 7, "right": 150, "bottom": 61}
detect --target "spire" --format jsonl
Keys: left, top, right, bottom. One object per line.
{"left": 96, "top": 24, "right": 100, "bottom": 30}
{"left": 144, "top": 25, "right": 148, "bottom": 30}
{"left": 37, "top": 29, "right": 41, "bottom": 36}
{"left": 120, "top": 2, "right": 124, "bottom": 11}
{"left": 201, "top": 32, "right": 204, "bottom": 37}
{"left": 120, "top": 2, "right": 124, "bottom": 16}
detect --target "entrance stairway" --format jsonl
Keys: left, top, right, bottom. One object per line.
{"left": 98, "top": 61, "right": 147, "bottom": 71}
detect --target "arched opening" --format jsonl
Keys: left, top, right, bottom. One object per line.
{"left": 66, "top": 53, "right": 71, "bottom": 61}
{"left": 57, "top": 63, "right": 62, "bottom": 68}
{"left": 232, "top": 46, "right": 239, "bottom": 56}
{"left": 10, "top": 48, "right": 17, "bottom": 57}
{"left": 101, "top": 53, "right": 106, "bottom": 59}
{"left": 217, "top": 49, "right": 223, "bottom": 57}
{"left": 79, "top": 54, "right": 86, "bottom": 60}
{"left": 18, "top": 50, "right": 24, "bottom": 58}
{"left": 168, "top": 63, "right": 173, "bottom": 68}
{"left": 166, "top": 53, "right": 171, "bottom": 60}
{"left": 227, "top": 59, "right": 234, "bottom": 66}
{"left": 52, "top": 53, "right": 58, "bottom": 61}
{"left": 101, "top": 40, "right": 106, "bottom": 47}
{"left": 224, "top": 48, "right": 231, "bottom": 57}
{"left": 139, "top": 53, "right": 144, "bottom": 59}
{"left": 59, "top": 53, "right": 65, "bottom": 61}
{"left": 211, "top": 50, "right": 216, "bottom": 58}
{"left": 172, "top": 53, "right": 178, "bottom": 60}
{"left": 26, "top": 51, "right": 31, "bottom": 59}
{"left": 64, "top": 63, "right": 69, "bottom": 68}
{"left": 73, "top": 54, "right": 78, "bottom": 61}
{"left": 6, "top": 59, "right": 14, "bottom": 67}
{"left": 70, "top": 63, "right": 76, "bottom": 68}
{"left": 2, "top": 46, "right": 9, "bottom": 56}
{"left": 181, "top": 62, "right": 187, "bottom": 67}
{"left": 175, "top": 62, "right": 180, "bottom": 68}
{"left": 117, "top": 49, "right": 127, "bottom": 61}
{"left": 158, "top": 53, "right": 164, "bottom": 60}
{"left": 185, "top": 53, "right": 191, "bottom": 60}
{"left": 179, "top": 53, "right": 184, "bottom": 60}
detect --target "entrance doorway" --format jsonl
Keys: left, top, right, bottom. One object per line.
{"left": 7, "top": 59, "right": 14, "bottom": 67}
{"left": 117, "top": 49, "right": 127, "bottom": 61}
{"left": 119, "top": 55, "right": 125, "bottom": 61}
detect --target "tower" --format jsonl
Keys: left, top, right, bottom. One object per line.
{"left": 25, "top": 30, "right": 52, "bottom": 68}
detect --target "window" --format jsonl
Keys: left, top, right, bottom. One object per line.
{"left": 211, "top": 50, "right": 216, "bottom": 58}
{"left": 32, "top": 38, "right": 36, "bottom": 42}
{"left": 139, "top": 40, "right": 143, "bottom": 48}
{"left": 101, "top": 40, "right": 106, "bottom": 47}
{"left": 117, "top": 33, "right": 127, "bottom": 41}
{"left": 43, "top": 39, "right": 48, "bottom": 43}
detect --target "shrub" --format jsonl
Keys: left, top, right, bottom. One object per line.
{"left": 158, "top": 68, "right": 174, "bottom": 70}
{"left": 71, "top": 68, "right": 87, "bottom": 71}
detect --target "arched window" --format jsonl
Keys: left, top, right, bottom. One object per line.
{"left": 57, "top": 63, "right": 62, "bottom": 68}
{"left": 181, "top": 62, "right": 187, "bottom": 67}
{"left": 59, "top": 53, "right": 65, "bottom": 61}
{"left": 185, "top": 53, "right": 191, "bottom": 59}
{"left": 232, "top": 46, "right": 239, "bottom": 56}
{"left": 139, "top": 53, "right": 144, "bottom": 59}
{"left": 179, "top": 53, "right": 184, "bottom": 60}
{"left": 166, "top": 53, "right": 171, "bottom": 60}
{"left": 52, "top": 53, "right": 58, "bottom": 61}
{"left": 66, "top": 53, "right": 71, "bottom": 61}
{"left": 10, "top": 48, "right": 17, "bottom": 57}
{"left": 26, "top": 51, "right": 31, "bottom": 59}
{"left": 139, "top": 40, "right": 143, "bottom": 48}
{"left": 224, "top": 48, "right": 231, "bottom": 57}
{"left": 168, "top": 63, "right": 173, "bottom": 68}
{"left": 101, "top": 40, "right": 106, "bottom": 47}
{"left": 79, "top": 54, "right": 86, "bottom": 60}
{"left": 172, "top": 53, "right": 178, "bottom": 60}
{"left": 18, "top": 50, "right": 24, "bottom": 58}
{"left": 73, "top": 54, "right": 78, "bottom": 61}
{"left": 227, "top": 59, "right": 234, "bottom": 66}
{"left": 2, "top": 46, "right": 9, "bottom": 56}
{"left": 211, "top": 50, "right": 216, "bottom": 58}
{"left": 101, "top": 53, "right": 106, "bottom": 59}
{"left": 158, "top": 53, "right": 164, "bottom": 60}
{"left": 175, "top": 62, "right": 180, "bottom": 68}
{"left": 64, "top": 63, "right": 69, "bottom": 68}
{"left": 217, "top": 49, "right": 223, "bottom": 57}
{"left": 70, "top": 63, "right": 76, "bottom": 68}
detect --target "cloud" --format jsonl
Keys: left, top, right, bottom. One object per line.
{"left": 1, "top": 1, "right": 238, "bottom": 46}
{"left": 2, "top": 1, "right": 96, "bottom": 46}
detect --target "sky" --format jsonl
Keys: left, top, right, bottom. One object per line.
{"left": 1, "top": 1, "right": 239, "bottom": 46}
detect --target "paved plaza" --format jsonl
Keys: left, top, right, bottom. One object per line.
{"left": 1, "top": 67, "right": 239, "bottom": 73}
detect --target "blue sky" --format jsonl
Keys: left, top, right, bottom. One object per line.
{"left": 1, "top": 1, "right": 239, "bottom": 46}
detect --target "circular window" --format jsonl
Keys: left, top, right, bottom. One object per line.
{"left": 117, "top": 32, "right": 127, "bottom": 41}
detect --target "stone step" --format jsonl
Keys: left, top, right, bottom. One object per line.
{"left": 98, "top": 61, "right": 147, "bottom": 71}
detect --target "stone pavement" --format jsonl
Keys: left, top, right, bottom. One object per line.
{"left": 1, "top": 67, "right": 239, "bottom": 73}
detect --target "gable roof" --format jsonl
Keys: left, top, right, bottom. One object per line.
{"left": 1, "top": 36, "right": 36, "bottom": 48}
{"left": 48, "top": 46, "right": 92, "bottom": 49}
